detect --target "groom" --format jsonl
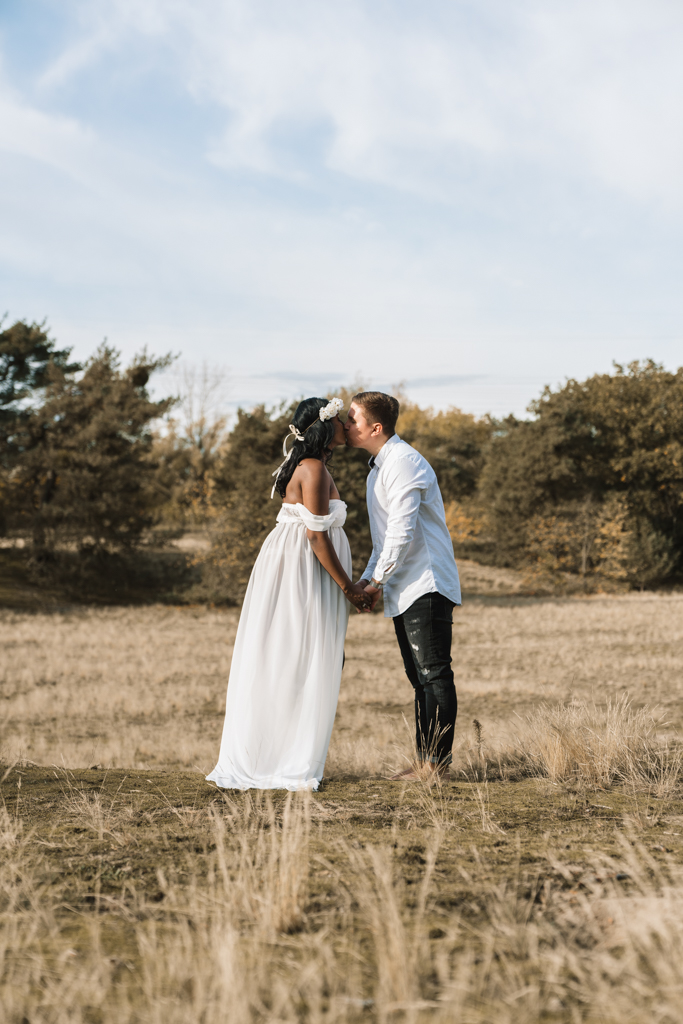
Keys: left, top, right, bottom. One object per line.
{"left": 344, "top": 392, "right": 461, "bottom": 779}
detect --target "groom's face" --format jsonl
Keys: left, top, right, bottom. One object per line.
{"left": 344, "top": 401, "right": 377, "bottom": 450}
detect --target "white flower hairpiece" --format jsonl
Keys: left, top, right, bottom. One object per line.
{"left": 270, "top": 398, "right": 344, "bottom": 498}
{"left": 318, "top": 396, "right": 344, "bottom": 421}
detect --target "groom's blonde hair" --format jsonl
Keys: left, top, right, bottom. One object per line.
{"left": 352, "top": 392, "right": 399, "bottom": 435}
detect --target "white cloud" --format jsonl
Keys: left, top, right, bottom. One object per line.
{"left": 0, "top": 86, "right": 95, "bottom": 178}
{"left": 40, "top": 0, "right": 683, "bottom": 209}
{"left": 35, "top": 0, "right": 168, "bottom": 90}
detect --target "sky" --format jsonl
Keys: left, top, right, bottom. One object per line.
{"left": 1, "top": 0, "right": 683, "bottom": 419}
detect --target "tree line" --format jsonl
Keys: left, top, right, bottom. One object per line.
{"left": 2, "top": 319, "right": 682, "bottom": 600}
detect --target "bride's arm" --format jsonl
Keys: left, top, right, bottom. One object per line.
{"left": 299, "top": 461, "right": 369, "bottom": 610}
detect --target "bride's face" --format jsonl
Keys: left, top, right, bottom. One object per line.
{"left": 330, "top": 414, "right": 346, "bottom": 447}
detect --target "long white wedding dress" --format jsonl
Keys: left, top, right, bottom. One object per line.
{"left": 206, "top": 499, "right": 351, "bottom": 791}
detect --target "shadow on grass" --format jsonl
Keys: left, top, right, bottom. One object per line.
{"left": 0, "top": 547, "right": 203, "bottom": 610}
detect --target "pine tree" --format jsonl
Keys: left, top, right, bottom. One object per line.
{"left": 0, "top": 320, "right": 81, "bottom": 535}
{"left": 0, "top": 320, "right": 80, "bottom": 426}
{"left": 10, "top": 344, "right": 174, "bottom": 558}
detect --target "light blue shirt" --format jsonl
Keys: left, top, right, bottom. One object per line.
{"left": 363, "top": 434, "right": 461, "bottom": 617}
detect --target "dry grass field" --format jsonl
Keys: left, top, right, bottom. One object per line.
{"left": 3, "top": 592, "right": 683, "bottom": 1022}
{"left": 2, "top": 591, "right": 683, "bottom": 772}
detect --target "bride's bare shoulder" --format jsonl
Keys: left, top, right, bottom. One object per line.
{"left": 293, "top": 457, "right": 328, "bottom": 480}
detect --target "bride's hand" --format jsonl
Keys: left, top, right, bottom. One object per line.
{"left": 345, "top": 582, "right": 372, "bottom": 611}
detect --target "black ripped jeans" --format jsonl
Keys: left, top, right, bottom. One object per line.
{"left": 393, "top": 591, "right": 457, "bottom": 766}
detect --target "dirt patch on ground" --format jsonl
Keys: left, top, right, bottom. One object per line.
{"left": 4, "top": 763, "right": 681, "bottom": 938}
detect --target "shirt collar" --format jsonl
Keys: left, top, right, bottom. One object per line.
{"left": 368, "top": 433, "right": 401, "bottom": 469}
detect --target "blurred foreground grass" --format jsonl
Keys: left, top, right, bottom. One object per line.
{"left": 3, "top": 764, "right": 683, "bottom": 1023}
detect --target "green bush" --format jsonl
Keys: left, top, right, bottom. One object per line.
{"left": 480, "top": 361, "right": 683, "bottom": 586}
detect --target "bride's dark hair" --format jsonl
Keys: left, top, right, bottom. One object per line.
{"left": 273, "top": 397, "right": 336, "bottom": 498}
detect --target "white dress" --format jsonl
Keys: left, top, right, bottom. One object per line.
{"left": 206, "top": 499, "right": 352, "bottom": 791}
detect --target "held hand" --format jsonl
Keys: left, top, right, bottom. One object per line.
{"left": 345, "top": 582, "right": 373, "bottom": 612}
{"left": 356, "top": 579, "right": 381, "bottom": 612}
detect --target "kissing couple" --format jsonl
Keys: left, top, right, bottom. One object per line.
{"left": 206, "top": 391, "right": 461, "bottom": 791}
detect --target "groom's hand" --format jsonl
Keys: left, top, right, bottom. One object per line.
{"left": 346, "top": 582, "right": 373, "bottom": 612}
{"left": 358, "top": 579, "right": 382, "bottom": 612}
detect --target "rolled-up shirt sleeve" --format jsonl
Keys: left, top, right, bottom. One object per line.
{"left": 368, "top": 457, "right": 428, "bottom": 585}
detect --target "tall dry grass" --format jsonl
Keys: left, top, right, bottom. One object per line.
{"left": 213, "top": 791, "right": 311, "bottom": 938}
{"left": 4, "top": 788, "right": 683, "bottom": 1023}
{"left": 514, "top": 694, "right": 681, "bottom": 788}
{"left": 450, "top": 696, "right": 683, "bottom": 793}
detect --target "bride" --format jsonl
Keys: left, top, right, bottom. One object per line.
{"left": 206, "top": 397, "right": 370, "bottom": 791}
